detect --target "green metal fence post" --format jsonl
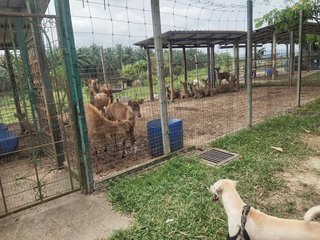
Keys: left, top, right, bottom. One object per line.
{"left": 54, "top": 0, "right": 93, "bottom": 193}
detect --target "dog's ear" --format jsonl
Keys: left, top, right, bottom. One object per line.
{"left": 232, "top": 180, "right": 238, "bottom": 188}
{"left": 215, "top": 186, "right": 222, "bottom": 194}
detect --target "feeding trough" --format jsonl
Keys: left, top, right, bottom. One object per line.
{"left": 0, "top": 127, "right": 19, "bottom": 155}
{"left": 147, "top": 118, "right": 183, "bottom": 157}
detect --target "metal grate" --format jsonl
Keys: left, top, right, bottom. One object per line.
{"left": 199, "top": 148, "right": 238, "bottom": 165}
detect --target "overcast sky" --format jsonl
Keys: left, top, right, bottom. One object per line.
{"left": 47, "top": 0, "right": 289, "bottom": 48}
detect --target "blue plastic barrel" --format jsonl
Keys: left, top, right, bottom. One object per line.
{"left": 147, "top": 118, "right": 183, "bottom": 157}
{"left": 265, "top": 68, "right": 272, "bottom": 76}
{"left": 0, "top": 124, "right": 8, "bottom": 132}
{"left": 0, "top": 130, "right": 19, "bottom": 154}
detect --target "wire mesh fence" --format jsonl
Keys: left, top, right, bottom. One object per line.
{"left": 1, "top": 0, "right": 320, "bottom": 213}
{"left": 0, "top": 2, "right": 81, "bottom": 216}
{"left": 65, "top": 0, "right": 320, "bottom": 180}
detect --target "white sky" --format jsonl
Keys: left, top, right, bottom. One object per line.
{"left": 47, "top": 0, "right": 290, "bottom": 48}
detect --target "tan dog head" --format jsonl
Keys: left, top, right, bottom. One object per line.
{"left": 209, "top": 179, "right": 238, "bottom": 203}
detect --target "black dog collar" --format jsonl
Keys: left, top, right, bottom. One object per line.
{"left": 227, "top": 205, "right": 251, "bottom": 240}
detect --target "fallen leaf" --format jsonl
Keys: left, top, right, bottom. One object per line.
{"left": 271, "top": 146, "right": 283, "bottom": 152}
{"left": 303, "top": 127, "right": 311, "bottom": 133}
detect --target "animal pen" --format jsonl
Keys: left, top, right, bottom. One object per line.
{"left": 0, "top": 0, "right": 320, "bottom": 217}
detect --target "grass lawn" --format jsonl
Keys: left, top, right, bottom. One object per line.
{"left": 106, "top": 99, "right": 320, "bottom": 240}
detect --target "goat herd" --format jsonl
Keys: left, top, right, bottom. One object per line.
{"left": 166, "top": 71, "right": 238, "bottom": 100}
{"left": 86, "top": 79, "right": 143, "bottom": 159}
{"left": 87, "top": 72, "right": 238, "bottom": 160}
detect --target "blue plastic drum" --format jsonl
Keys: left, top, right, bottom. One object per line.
{"left": 265, "top": 68, "right": 272, "bottom": 76}
{"left": 0, "top": 130, "right": 19, "bottom": 155}
{"left": 0, "top": 124, "right": 8, "bottom": 132}
{"left": 147, "top": 118, "right": 183, "bottom": 157}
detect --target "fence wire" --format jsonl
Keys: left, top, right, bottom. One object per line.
{"left": 44, "top": 0, "right": 320, "bottom": 181}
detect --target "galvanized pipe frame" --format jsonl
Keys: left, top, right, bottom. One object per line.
{"left": 54, "top": 0, "right": 93, "bottom": 193}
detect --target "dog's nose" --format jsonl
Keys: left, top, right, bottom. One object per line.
{"left": 212, "top": 194, "right": 219, "bottom": 203}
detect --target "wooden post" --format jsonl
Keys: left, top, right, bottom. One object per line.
{"left": 183, "top": 47, "right": 187, "bottom": 85}
{"left": 289, "top": 31, "right": 294, "bottom": 86}
{"left": 100, "top": 46, "right": 108, "bottom": 84}
{"left": 207, "top": 41, "right": 211, "bottom": 88}
{"left": 234, "top": 41, "right": 240, "bottom": 87}
{"left": 286, "top": 43, "right": 289, "bottom": 73}
{"left": 247, "top": 0, "right": 253, "bottom": 127}
{"left": 211, "top": 45, "right": 215, "bottom": 88}
{"left": 253, "top": 44, "right": 257, "bottom": 77}
{"left": 297, "top": 10, "right": 303, "bottom": 107}
{"left": 146, "top": 48, "right": 154, "bottom": 101}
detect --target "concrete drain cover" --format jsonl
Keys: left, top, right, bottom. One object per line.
{"left": 199, "top": 148, "right": 238, "bottom": 165}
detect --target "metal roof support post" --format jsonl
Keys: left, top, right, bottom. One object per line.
{"left": 272, "top": 31, "right": 277, "bottom": 80}
{"left": 233, "top": 41, "right": 240, "bottom": 85}
{"left": 211, "top": 45, "right": 216, "bottom": 88}
{"left": 183, "top": 47, "right": 188, "bottom": 86}
{"left": 289, "top": 31, "right": 294, "bottom": 86}
{"left": 247, "top": 0, "right": 253, "bottom": 127}
{"left": 207, "top": 41, "right": 212, "bottom": 88}
{"left": 236, "top": 42, "right": 240, "bottom": 87}
{"left": 297, "top": 10, "right": 303, "bottom": 107}
{"left": 253, "top": 44, "right": 257, "bottom": 77}
{"left": 150, "top": 0, "right": 170, "bottom": 155}
{"left": 169, "top": 42, "right": 174, "bottom": 102}
{"left": 146, "top": 48, "right": 154, "bottom": 101}
{"left": 286, "top": 43, "right": 289, "bottom": 73}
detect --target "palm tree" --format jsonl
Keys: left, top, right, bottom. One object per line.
{"left": 134, "top": 47, "right": 147, "bottom": 61}
{"left": 114, "top": 43, "right": 124, "bottom": 70}
{"left": 123, "top": 46, "right": 135, "bottom": 65}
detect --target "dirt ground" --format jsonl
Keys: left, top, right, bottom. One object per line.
{"left": 288, "top": 134, "right": 320, "bottom": 190}
{"left": 0, "top": 191, "right": 131, "bottom": 240}
{"left": 93, "top": 84, "right": 320, "bottom": 179}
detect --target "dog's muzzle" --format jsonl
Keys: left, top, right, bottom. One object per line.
{"left": 212, "top": 193, "right": 219, "bottom": 202}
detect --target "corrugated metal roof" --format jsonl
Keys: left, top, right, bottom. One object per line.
{"left": 0, "top": 0, "right": 50, "bottom": 49}
{"left": 134, "top": 22, "right": 320, "bottom": 48}
{"left": 134, "top": 30, "right": 246, "bottom": 48}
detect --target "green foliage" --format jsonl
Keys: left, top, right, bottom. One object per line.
{"left": 120, "top": 60, "right": 147, "bottom": 82}
{"left": 216, "top": 52, "right": 232, "bottom": 71}
{"left": 256, "top": 0, "right": 320, "bottom": 32}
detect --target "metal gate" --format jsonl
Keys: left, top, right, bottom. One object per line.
{"left": 0, "top": 1, "right": 84, "bottom": 217}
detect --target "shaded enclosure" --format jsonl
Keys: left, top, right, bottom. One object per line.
{"left": 0, "top": 0, "right": 85, "bottom": 216}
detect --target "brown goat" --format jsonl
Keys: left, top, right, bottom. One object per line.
{"left": 89, "top": 90, "right": 109, "bottom": 113}
{"left": 188, "top": 83, "right": 195, "bottom": 97}
{"left": 104, "top": 99, "right": 143, "bottom": 158}
{"left": 180, "top": 81, "right": 190, "bottom": 98}
{"left": 99, "top": 83, "right": 113, "bottom": 103}
{"left": 166, "top": 87, "right": 181, "bottom": 100}
{"left": 89, "top": 79, "right": 100, "bottom": 93}
{"left": 84, "top": 103, "right": 130, "bottom": 155}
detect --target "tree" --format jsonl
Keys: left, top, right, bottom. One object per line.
{"left": 256, "top": 0, "right": 320, "bottom": 57}
{"left": 120, "top": 60, "right": 147, "bottom": 83}
{"left": 114, "top": 44, "right": 124, "bottom": 69}
{"left": 123, "top": 46, "right": 135, "bottom": 65}
{"left": 256, "top": 0, "right": 320, "bottom": 32}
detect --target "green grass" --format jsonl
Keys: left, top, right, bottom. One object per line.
{"left": 106, "top": 99, "right": 320, "bottom": 240}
